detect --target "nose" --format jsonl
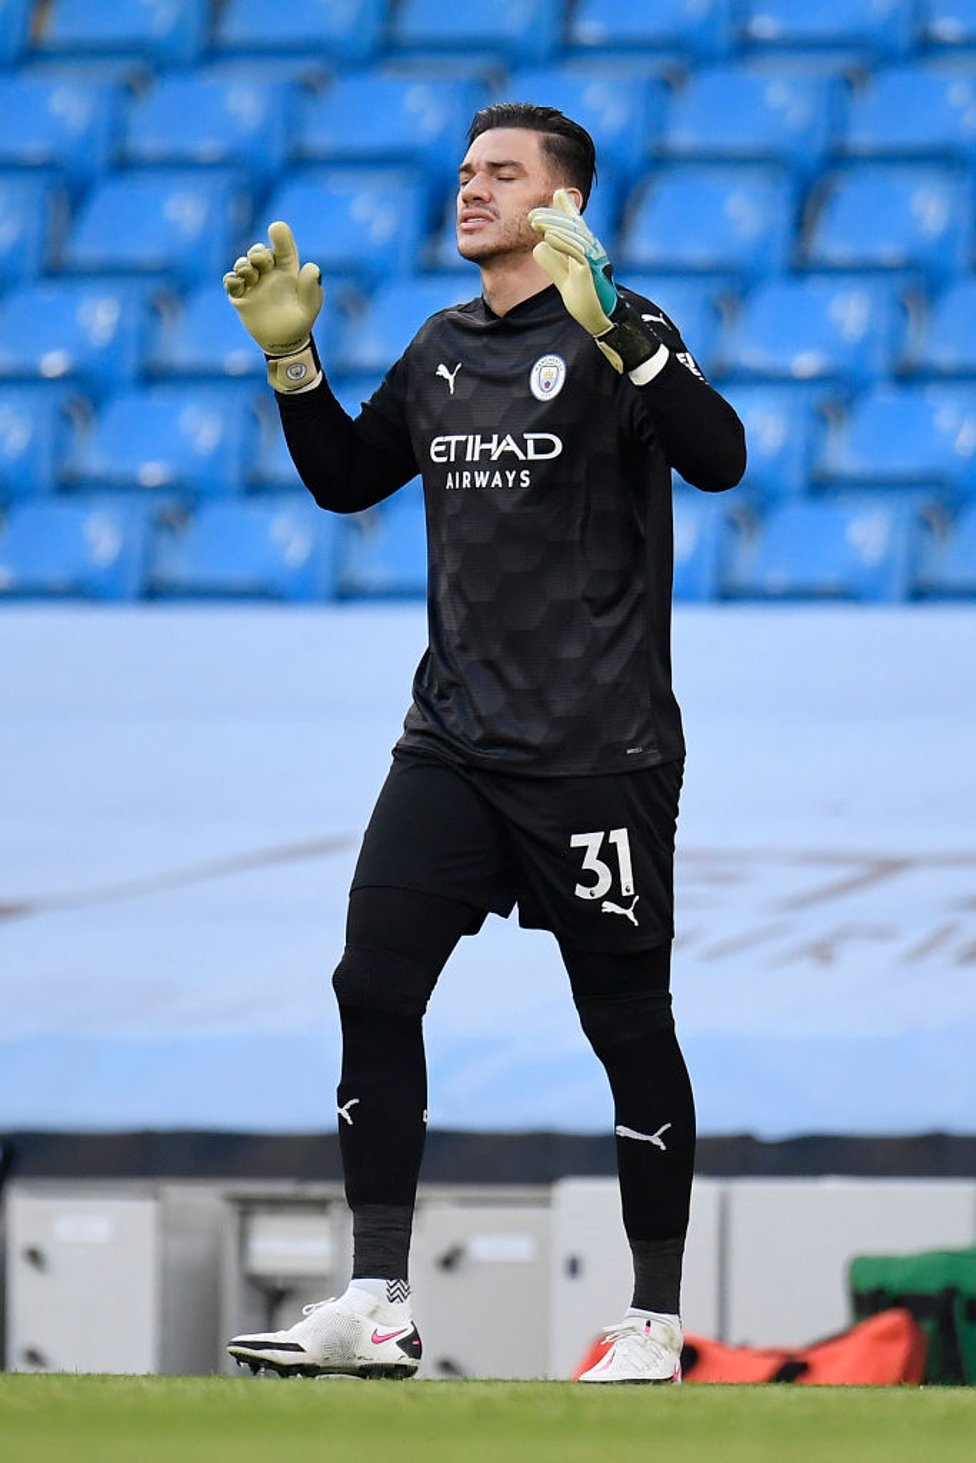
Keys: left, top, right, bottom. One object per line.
{"left": 460, "top": 170, "right": 490, "bottom": 204}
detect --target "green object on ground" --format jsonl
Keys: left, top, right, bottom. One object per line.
{"left": 850, "top": 1247, "right": 976, "bottom": 1385}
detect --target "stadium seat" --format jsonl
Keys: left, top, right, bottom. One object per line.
{"left": 330, "top": 275, "right": 472, "bottom": 375}
{"left": 568, "top": 0, "right": 735, "bottom": 58}
{"left": 900, "top": 277, "right": 976, "bottom": 377}
{"left": 720, "top": 383, "right": 823, "bottom": 498}
{"left": 917, "top": 0, "right": 976, "bottom": 52}
{"left": 737, "top": 0, "right": 916, "bottom": 59}
{"left": 30, "top": 0, "right": 208, "bottom": 68}
{"left": 336, "top": 482, "right": 428, "bottom": 598}
{"left": 122, "top": 75, "right": 292, "bottom": 190}
{"left": 149, "top": 496, "right": 337, "bottom": 600}
{"left": 60, "top": 168, "right": 250, "bottom": 287}
{"left": 504, "top": 70, "right": 666, "bottom": 176}
{"left": 800, "top": 164, "right": 972, "bottom": 280}
{"left": 0, "top": 387, "right": 72, "bottom": 501}
{"left": 391, "top": 0, "right": 564, "bottom": 66}
{"left": 294, "top": 76, "right": 488, "bottom": 191}
{"left": 0, "top": 496, "right": 153, "bottom": 600}
{"left": 672, "top": 492, "right": 727, "bottom": 600}
{"left": 0, "top": 77, "right": 120, "bottom": 194}
{"left": 617, "top": 165, "right": 796, "bottom": 279}
{"left": 837, "top": 66, "right": 976, "bottom": 162}
{"left": 0, "top": 0, "right": 32, "bottom": 66}
{"left": 719, "top": 274, "right": 903, "bottom": 385}
{"left": 722, "top": 498, "right": 915, "bottom": 600}
{"left": 816, "top": 384, "right": 976, "bottom": 494}
{"left": 65, "top": 385, "right": 258, "bottom": 498}
{"left": 215, "top": 0, "right": 387, "bottom": 66}
{"left": 914, "top": 501, "right": 976, "bottom": 596}
{"left": 0, "top": 173, "right": 64, "bottom": 283}
{"left": 0, "top": 279, "right": 150, "bottom": 394}
{"left": 659, "top": 67, "right": 837, "bottom": 172}
{"left": 264, "top": 170, "right": 429, "bottom": 282}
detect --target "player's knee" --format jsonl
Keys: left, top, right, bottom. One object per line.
{"left": 332, "top": 943, "right": 435, "bottom": 1019}
{"left": 573, "top": 987, "right": 674, "bottom": 1060}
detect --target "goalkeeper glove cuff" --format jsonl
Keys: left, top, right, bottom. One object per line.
{"left": 266, "top": 334, "right": 322, "bottom": 393}
{"left": 594, "top": 295, "right": 670, "bottom": 378}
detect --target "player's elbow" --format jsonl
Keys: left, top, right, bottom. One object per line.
{"left": 695, "top": 417, "right": 747, "bottom": 493}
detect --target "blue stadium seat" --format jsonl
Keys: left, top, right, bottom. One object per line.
{"left": 817, "top": 384, "right": 976, "bottom": 494}
{"left": 0, "top": 77, "right": 120, "bottom": 194}
{"left": 901, "top": 277, "right": 976, "bottom": 376}
{"left": 215, "top": 0, "right": 386, "bottom": 66}
{"left": 918, "top": 0, "right": 976, "bottom": 52}
{"left": 391, "top": 0, "right": 563, "bottom": 66}
{"left": 720, "top": 383, "right": 823, "bottom": 498}
{"left": 60, "top": 169, "right": 250, "bottom": 287}
{"left": 719, "top": 274, "right": 903, "bottom": 385}
{"left": 672, "top": 492, "right": 727, "bottom": 600}
{"left": 0, "top": 497, "right": 152, "bottom": 599}
{"left": 568, "top": 0, "right": 734, "bottom": 58}
{"left": 659, "top": 66, "right": 837, "bottom": 172}
{"left": 837, "top": 66, "right": 976, "bottom": 162}
{"left": 504, "top": 70, "right": 666, "bottom": 176}
{"left": 123, "top": 76, "right": 291, "bottom": 190}
{"left": 336, "top": 482, "right": 427, "bottom": 598}
{"left": 0, "top": 280, "right": 149, "bottom": 394}
{"left": 330, "top": 274, "right": 471, "bottom": 375}
{"left": 65, "top": 385, "right": 258, "bottom": 497}
{"left": 147, "top": 283, "right": 266, "bottom": 382}
{"left": 0, "top": 387, "right": 72, "bottom": 501}
{"left": 914, "top": 502, "right": 976, "bottom": 596}
{"left": 0, "top": 174, "right": 64, "bottom": 283}
{"left": 264, "top": 170, "right": 429, "bottom": 282}
{"left": 149, "top": 496, "right": 337, "bottom": 600}
{"left": 722, "top": 498, "right": 915, "bottom": 600}
{"left": 0, "top": 0, "right": 32, "bottom": 66}
{"left": 618, "top": 165, "right": 796, "bottom": 279}
{"left": 30, "top": 0, "right": 208, "bottom": 68}
{"left": 800, "top": 164, "right": 972, "bottom": 279}
{"left": 294, "top": 76, "right": 487, "bottom": 191}
{"left": 737, "top": 0, "right": 915, "bottom": 59}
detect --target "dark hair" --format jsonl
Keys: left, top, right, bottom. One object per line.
{"left": 466, "top": 102, "right": 597, "bottom": 207}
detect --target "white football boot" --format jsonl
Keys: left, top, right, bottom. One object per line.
{"left": 228, "top": 1284, "right": 422, "bottom": 1380}
{"left": 578, "top": 1312, "right": 683, "bottom": 1385}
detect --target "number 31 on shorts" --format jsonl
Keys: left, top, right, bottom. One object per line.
{"left": 570, "top": 828, "right": 635, "bottom": 901}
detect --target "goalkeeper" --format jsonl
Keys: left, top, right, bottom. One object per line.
{"left": 224, "top": 103, "right": 745, "bottom": 1384}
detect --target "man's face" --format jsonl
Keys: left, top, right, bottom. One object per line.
{"left": 456, "top": 127, "right": 563, "bottom": 264}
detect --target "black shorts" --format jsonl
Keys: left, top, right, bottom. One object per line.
{"left": 351, "top": 752, "right": 683, "bottom": 952}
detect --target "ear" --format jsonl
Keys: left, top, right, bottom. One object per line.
{"left": 563, "top": 186, "right": 584, "bottom": 212}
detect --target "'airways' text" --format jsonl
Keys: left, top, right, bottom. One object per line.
{"left": 445, "top": 468, "right": 531, "bottom": 490}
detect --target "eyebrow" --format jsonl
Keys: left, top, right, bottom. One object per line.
{"left": 458, "top": 158, "right": 528, "bottom": 179}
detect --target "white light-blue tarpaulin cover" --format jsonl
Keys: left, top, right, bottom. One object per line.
{"left": 2, "top": 604, "right": 974, "bottom": 1137}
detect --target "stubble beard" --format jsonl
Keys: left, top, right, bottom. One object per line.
{"left": 456, "top": 193, "right": 553, "bottom": 266}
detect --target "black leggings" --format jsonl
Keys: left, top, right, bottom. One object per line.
{"left": 332, "top": 886, "right": 695, "bottom": 1243}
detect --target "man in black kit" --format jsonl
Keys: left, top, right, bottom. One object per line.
{"left": 224, "top": 104, "right": 745, "bottom": 1383}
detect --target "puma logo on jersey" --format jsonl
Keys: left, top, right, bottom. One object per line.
{"left": 615, "top": 1122, "right": 672, "bottom": 1150}
{"left": 436, "top": 362, "right": 462, "bottom": 395}
{"left": 641, "top": 312, "right": 669, "bottom": 328}
{"left": 601, "top": 894, "right": 640, "bottom": 926}
{"left": 337, "top": 1098, "right": 360, "bottom": 1126}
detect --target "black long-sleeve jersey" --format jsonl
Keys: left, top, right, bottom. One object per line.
{"left": 278, "top": 282, "right": 745, "bottom": 776}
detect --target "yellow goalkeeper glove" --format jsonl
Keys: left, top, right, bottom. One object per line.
{"left": 529, "top": 189, "right": 667, "bottom": 378}
{"left": 223, "top": 220, "right": 324, "bottom": 392}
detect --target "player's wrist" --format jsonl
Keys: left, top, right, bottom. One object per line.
{"left": 265, "top": 335, "right": 321, "bottom": 392}
{"left": 594, "top": 296, "right": 665, "bottom": 375}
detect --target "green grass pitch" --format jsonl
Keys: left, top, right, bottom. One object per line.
{"left": 2, "top": 1376, "right": 974, "bottom": 1463}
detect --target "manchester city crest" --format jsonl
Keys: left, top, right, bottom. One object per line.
{"left": 529, "top": 353, "right": 567, "bottom": 402}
